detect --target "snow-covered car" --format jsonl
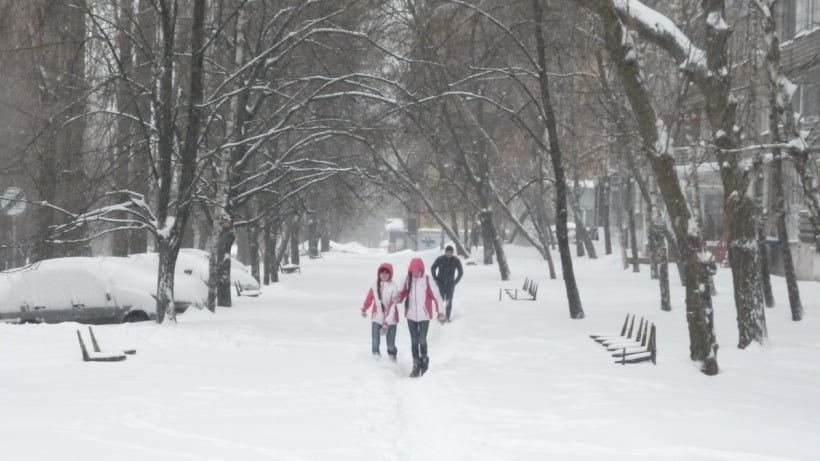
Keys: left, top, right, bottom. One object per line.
{"left": 0, "top": 265, "right": 155, "bottom": 324}
{"left": 35, "top": 256, "right": 207, "bottom": 314}
{"left": 177, "top": 248, "right": 261, "bottom": 295}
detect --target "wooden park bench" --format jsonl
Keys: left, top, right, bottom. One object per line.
{"left": 625, "top": 256, "right": 652, "bottom": 265}
{"left": 499, "top": 277, "right": 538, "bottom": 301}
{"left": 590, "top": 313, "right": 657, "bottom": 365}
{"left": 234, "top": 281, "right": 261, "bottom": 297}
{"left": 76, "top": 326, "right": 136, "bottom": 362}
{"left": 279, "top": 263, "right": 301, "bottom": 274}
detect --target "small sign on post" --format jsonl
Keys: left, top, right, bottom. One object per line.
{"left": 1, "top": 187, "right": 26, "bottom": 216}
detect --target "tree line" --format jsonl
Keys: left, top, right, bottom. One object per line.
{"left": 0, "top": 0, "right": 817, "bottom": 375}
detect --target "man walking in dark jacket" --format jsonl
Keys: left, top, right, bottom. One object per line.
{"left": 431, "top": 245, "right": 463, "bottom": 322}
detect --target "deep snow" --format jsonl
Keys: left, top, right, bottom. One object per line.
{"left": 1, "top": 243, "right": 819, "bottom": 461}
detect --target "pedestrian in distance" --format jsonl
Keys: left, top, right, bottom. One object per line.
{"left": 431, "top": 245, "right": 463, "bottom": 323}
{"left": 360, "top": 263, "right": 401, "bottom": 361}
{"left": 398, "top": 257, "right": 444, "bottom": 378}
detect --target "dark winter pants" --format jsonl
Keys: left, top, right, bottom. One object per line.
{"left": 407, "top": 319, "right": 430, "bottom": 362}
{"left": 436, "top": 281, "right": 456, "bottom": 320}
{"left": 371, "top": 323, "right": 397, "bottom": 356}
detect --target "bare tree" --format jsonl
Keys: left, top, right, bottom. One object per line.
{"left": 752, "top": 0, "right": 803, "bottom": 321}
{"left": 580, "top": 0, "right": 719, "bottom": 374}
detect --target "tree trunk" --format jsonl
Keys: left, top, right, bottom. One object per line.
{"left": 463, "top": 210, "right": 470, "bottom": 249}
{"left": 248, "top": 223, "right": 261, "bottom": 283}
{"left": 617, "top": 165, "right": 629, "bottom": 269}
{"left": 601, "top": 174, "right": 612, "bottom": 255}
{"left": 308, "top": 217, "right": 319, "bottom": 258}
{"left": 648, "top": 218, "right": 659, "bottom": 279}
{"left": 236, "top": 227, "right": 251, "bottom": 265}
{"left": 153, "top": 0, "right": 178, "bottom": 323}
{"left": 206, "top": 2, "right": 249, "bottom": 311}
{"left": 30, "top": 0, "right": 89, "bottom": 261}
{"left": 575, "top": 224, "right": 585, "bottom": 257}
{"left": 590, "top": 1, "right": 717, "bottom": 373}
{"left": 216, "top": 227, "right": 235, "bottom": 308}
{"left": 698, "top": 0, "right": 766, "bottom": 348}
{"left": 728, "top": 197, "right": 767, "bottom": 347}
{"left": 479, "top": 211, "right": 494, "bottom": 265}
{"left": 657, "top": 227, "right": 671, "bottom": 311}
{"left": 263, "top": 221, "right": 274, "bottom": 285}
{"left": 533, "top": 0, "right": 583, "bottom": 318}
{"left": 662, "top": 225, "right": 685, "bottom": 286}
{"left": 207, "top": 215, "right": 237, "bottom": 310}
{"left": 449, "top": 211, "right": 461, "bottom": 254}
{"left": 772, "top": 150, "right": 803, "bottom": 320}
{"left": 532, "top": 180, "right": 558, "bottom": 279}
{"left": 290, "top": 217, "right": 301, "bottom": 266}
{"left": 651, "top": 181, "right": 671, "bottom": 311}
{"left": 156, "top": 236, "right": 180, "bottom": 323}
{"left": 754, "top": 158, "right": 776, "bottom": 308}
{"left": 111, "top": 0, "right": 136, "bottom": 257}
{"left": 754, "top": 1, "right": 802, "bottom": 319}
{"left": 569, "top": 179, "right": 597, "bottom": 259}
{"left": 273, "top": 219, "right": 294, "bottom": 279}
{"left": 626, "top": 180, "right": 640, "bottom": 273}
{"left": 155, "top": 0, "right": 206, "bottom": 323}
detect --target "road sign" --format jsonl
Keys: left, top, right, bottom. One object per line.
{"left": 1, "top": 187, "right": 26, "bottom": 216}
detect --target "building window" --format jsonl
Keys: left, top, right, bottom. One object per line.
{"left": 800, "top": 84, "right": 819, "bottom": 122}
{"left": 796, "top": 0, "right": 820, "bottom": 35}
{"left": 795, "top": 69, "right": 820, "bottom": 124}
{"left": 784, "top": 0, "right": 820, "bottom": 38}
{"left": 759, "top": 99, "right": 770, "bottom": 135}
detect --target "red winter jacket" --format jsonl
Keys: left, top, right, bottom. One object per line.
{"left": 361, "top": 263, "right": 400, "bottom": 326}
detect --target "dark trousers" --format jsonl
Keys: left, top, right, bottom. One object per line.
{"left": 407, "top": 319, "right": 430, "bottom": 362}
{"left": 436, "top": 281, "right": 456, "bottom": 319}
{"left": 371, "top": 323, "right": 397, "bottom": 355}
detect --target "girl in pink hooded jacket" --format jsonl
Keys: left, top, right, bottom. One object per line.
{"left": 360, "top": 262, "right": 400, "bottom": 360}
{"left": 398, "top": 257, "right": 444, "bottom": 377}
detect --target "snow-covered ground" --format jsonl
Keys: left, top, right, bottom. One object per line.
{"left": 1, "top": 243, "right": 819, "bottom": 461}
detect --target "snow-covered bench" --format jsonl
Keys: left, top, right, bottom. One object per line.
{"left": 76, "top": 326, "right": 135, "bottom": 362}
{"left": 234, "top": 281, "right": 261, "bottom": 297}
{"left": 590, "top": 314, "right": 657, "bottom": 365}
{"left": 499, "top": 277, "right": 538, "bottom": 301}
{"left": 280, "top": 263, "right": 300, "bottom": 274}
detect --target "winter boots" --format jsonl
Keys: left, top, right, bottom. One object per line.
{"left": 410, "top": 360, "right": 421, "bottom": 378}
{"left": 409, "top": 357, "right": 429, "bottom": 378}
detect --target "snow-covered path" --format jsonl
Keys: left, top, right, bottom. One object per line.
{"left": 2, "top": 244, "right": 819, "bottom": 460}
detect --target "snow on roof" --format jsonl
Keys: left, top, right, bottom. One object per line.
{"left": 572, "top": 179, "right": 596, "bottom": 189}
{"left": 330, "top": 241, "right": 383, "bottom": 254}
{"left": 385, "top": 218, "right": 405, "bottom": 231}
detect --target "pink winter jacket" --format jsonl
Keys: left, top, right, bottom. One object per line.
{"left": 398, "top": 258, "right": 443, "bottom": 322}
{"left": 361, "top": 263, "right": 401, "bottom": 326}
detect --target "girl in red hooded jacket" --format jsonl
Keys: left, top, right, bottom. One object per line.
{"left": 398, "top": 257, "right": 445, "bottom": 377}
{"left": 360, "top": 262, "right": 401, "bottom": 360}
